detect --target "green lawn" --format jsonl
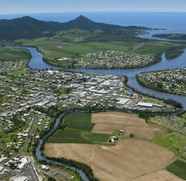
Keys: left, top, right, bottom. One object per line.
{"left": 167, "top": 160, "right": 186, "bottom": 180}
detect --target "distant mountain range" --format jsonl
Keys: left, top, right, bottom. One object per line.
{"left": 0, "top": 15, "right": 148, "bottom": 40}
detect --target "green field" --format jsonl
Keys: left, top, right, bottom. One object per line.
{"left": 17, "top": 34, "right": 179, "bottom": 68}
{"left": 149, "top": 113, "right": 186, "bottom": 180}
{"left": 153, "top": 132, "right": 186, "bottom": 159}
{"left": 63, "top": 112, "right": 92, "bottom": 130}
{"left": 167, "top": 160, "right": 186, "bottom": 180}
{"left": 47, "top": 112, "right": 110, "bottom": 144}
{"left": 150, "top": 113, "right": 186, "bottom": 162}
{"left": 0, "top": 46, "right": 30, "bottom": 78}
{"left": 17, "top": 38, "right": 134, "bottom": 58}
{"left": 164, "top": 46, "right": 184, "bottom": 60}
{"left": 0, "top": 47, "right": 30, "bottom": 62}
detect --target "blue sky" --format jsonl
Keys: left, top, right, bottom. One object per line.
{"left": 0, "top": 0, "right": 186, "bottom": 14}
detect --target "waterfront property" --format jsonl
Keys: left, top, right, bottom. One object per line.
{"left": 138, "top": 69, "right": 186, "bottom": 96}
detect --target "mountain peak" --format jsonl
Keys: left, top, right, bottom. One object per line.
{"left": 71, "top": 15, "right": 93, "bottom": 24}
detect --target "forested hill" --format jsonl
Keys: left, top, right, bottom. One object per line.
{"left": 0, "top": 16, "right": 63, "bottom": 40}
{"left": 0, "top": 15, "right": 148, "bottom": 40}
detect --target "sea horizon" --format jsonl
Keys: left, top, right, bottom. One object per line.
{"left": 0, "top": 11, "right": 186, "bottom": 34}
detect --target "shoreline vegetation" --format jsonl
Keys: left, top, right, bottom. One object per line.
{"left": 164, "top": 46, "right": 185, "bottom": 60}
{"left": 34, "top": 110, "right": 102, "bottom": 181}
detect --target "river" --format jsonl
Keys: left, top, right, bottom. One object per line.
{"left": 27, "top": 47, "right": 186, "bottom": 181}
{"left": 35, "top": 111, "right": 90, "bottom": 181}
{"left": 27, "top": 47, "right": 186, "bottom": 110}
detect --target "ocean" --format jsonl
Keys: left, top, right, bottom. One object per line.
{"left": 0, "top": 12, "right": 186, "bottom": 34}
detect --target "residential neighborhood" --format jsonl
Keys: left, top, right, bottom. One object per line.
{"left": 138, "top": 69, "right": 186, "bottom": 96}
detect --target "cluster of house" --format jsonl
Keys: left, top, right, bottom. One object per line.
{"left": 0, "top": 69, "right": 175, "bottom": 180}
{"left": 0, "top": 70, "right": 169, "bottom": 121}
{"left": 61, "top": 73, "right": 171, "bottom": 112}
{"left": 139, "top": 69, "right": 186, "bottom": 95}
{"left": 0, "top": 155, "right": 32, "bottom": 180}
{"left": 0, "top": 109, "right": 51, "bottom": 158}
{"left": 0, "top": 70, "right": 174, "bottom": 136}
{"left": 0, "top": 61, "right": 24, "bottom": 74}
{"left": 78, "top": 50, "right": 154, "bottom": 68}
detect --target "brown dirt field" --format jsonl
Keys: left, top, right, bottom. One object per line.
{"left": 132, "top": 170, "right": 184, "bottom": 181}
{"left": 45, "top": 139, "right": 175, "bottom": 181}
{"left": 91, "top": 112, "right": 164, "bottom": 140}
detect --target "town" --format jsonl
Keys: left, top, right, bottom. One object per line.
{"left": 0, "top": 8, "right": 186, "bottom": 181}
{"left": 57, "top": 50, "right": 156, "bottom": 69}
{"left": 0, "top": 65, "right": 176, "bottom": 180}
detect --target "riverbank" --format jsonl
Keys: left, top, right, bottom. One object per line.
{"left": 34, "top": 110, "right": 99, "bottom": 181}
{"left": 34, "top": 107, "right": 181, "bottom": 181}
{"left": 17, "top": 37, "right": 180, "bottom": 69}
{"left": 1, "top": 45, "right": 186, "bottom": 181}
{"left": 21, "top": 46, "right": 186, "bottom": 180}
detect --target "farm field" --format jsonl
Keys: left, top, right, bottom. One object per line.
{"left": 47, "top": 112, "right": 111, "bottom": 144}
{"left": 44, "top": 112, "right": 181, "bottom": 181}
{"left": 133, "top": 170, "right": 184, "bottom": 181}
{"left": 45, "top": 139, "right": 175, "bottom": 181}
{"left": 91, "top": 112, "right": 164, "bottom": 140}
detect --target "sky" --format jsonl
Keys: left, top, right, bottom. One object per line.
{"left": 0, "top": 0, "right": 186, "bottom": 14}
